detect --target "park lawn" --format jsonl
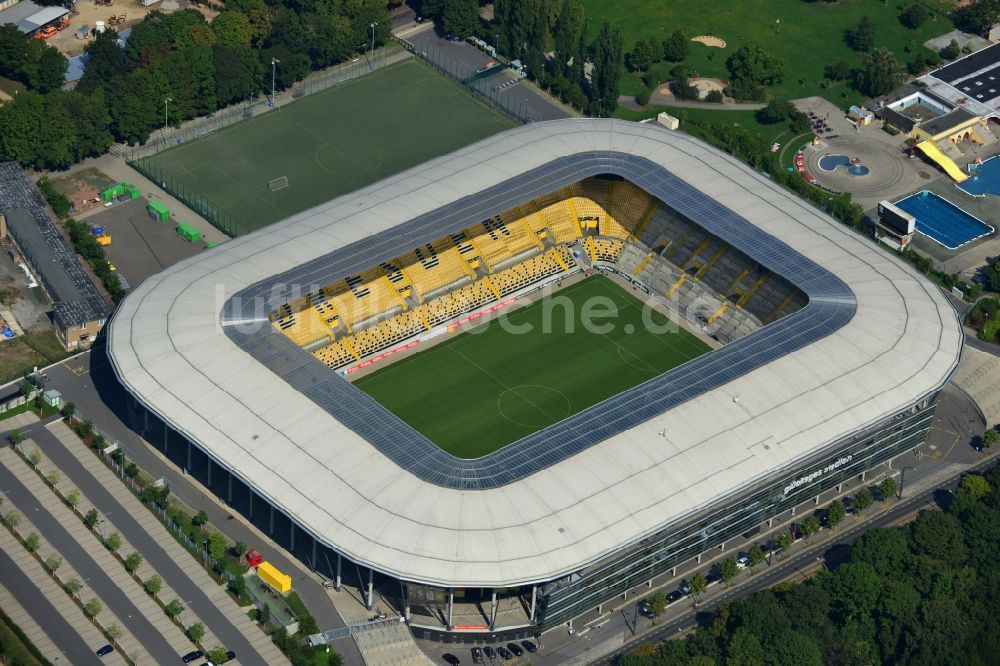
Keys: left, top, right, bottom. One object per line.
{"left": 614, "top": 104, "right": 797, "bottom": 145}
{"left": 353, "top": 275, "right": 711, "bottom": 458}
{"left": 135, "top": 58, "right": 516, "bottom": 236}
{"left": 584, "top": 0, "right": 954, "bottom": 106}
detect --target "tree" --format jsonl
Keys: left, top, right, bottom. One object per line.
{"left": 27, "top": 448, "right": 40, "bottom": 468}
{"left": 661, "top": 30, "right": 688, "bottom": 62}
{"left": 212, "top": 10, "right": 252, "bottom": 47}
{"left": 853, "top": 487, "right": 874, "bottom": 513}
{"left": 24, "top": 532, "right": 40, "bottom": 552}
{"left": 720, "top": 557, "right": 739, "bottom": 582}
{"left": 801, "top": 515, "right": 821, "bottom": 539}
{"left": 107, "top": 623, "right": 123, "bottom": 646}
{"left": 878, "top": 477, "right": 898, "bottom": 501}
{"left": 45, "top": 470, "right": 60, "bottom": 487}
{"left": 187, "top": 622, "right": 206, "bottom": 643}
{"left": 647, "top": 592, "right": 667, "bottom": 617}
{"left": 164, "top": 598, "right": 185, "bottom": 618}
{"left": 19, "top": 40, "right": 67, "bottom": 93}
{"left": 849, "top": 15, "right": 876, "bottom": 52}
{"left": 588, "top": 20, "right": 624, "bottom": 116}
{"left": 207, "top": 648, "right": 229, "bottom": 664}
{"left": 77, "top": 419, "right": 94, "bottom": 439}
{"left": 105, "top": 532, "right": 122, "bottom": 552}
{"left": 726, "top": 44, "right": 785, "bottom": 100}
{"left": 45, "top": 555, "right": 61, "bottom": 572}
{"left": 818, "top": 561, "right": 880, "bottom": 623}
{"left": 2, "top": 511, "right": 21, "bottom": 529}
{"left": 228, "top": 573, "right": 247, "bottom": 597}
{"left": 958, "top": 474, "right": 991, "bottom": 501}
{"left": 900, "top": 2, "right": 929, "bottom": 29}
{"left": 940, "top": 38, "right": 961, "bottom": 60}
{"left": 757, "top": 98, "right": 797, "bottom": 124}
{"left": 20, "top": 378, "right": 33, "bottom": 397}
{"left": 7, "top": 429, "right": 24, "bottom": 446}
{"left": 77, "top": 29, "right": 128, "bottom": 98}
{"left": 298, "top": 613, "right": 319, "bottom": 636}
{"left": 259, "top": 602, "right": 271, "bottom": 626}
{"left": 145, "top": 574, "right": 162, "bottom": 596}
{"left": 726, "top": 627, "right": 765, "bottom": 666}
{"left": 825, "top": 59, "right": 850, "bottom": 81}
{"left": 109, "top": 68, "right": 165, "bottom": 145}
{"left": 705, "top": 89, "right": 724, "bottom": 103}
{"left": 83, "top": 509, "right": 99, "bottom": 529}
{"left": 953, "top": 0, "right": 1000, "bottom": 35}
{"left": 233, "top": 540, "right": 248, "bottom": 558}
{"left": 627, "top": 36, "right": 658, "bottom": 72}
{"left": 827, "top": 500, "right": 847, "bottom": 528}
{"left": 910, "top": 510, "right": 967, "bottom": 567}
{"left": 84, "top": 598, "right": 102, "bottom": 619}
{"left": 440, "top": 0, "right": 479, "bottom": 39}
{"left": 64, "top": 577, "right": 82, "bottom": 598}
{"left": 192, "top": 510, "right": 209, "bottom": 528}
{"left": 552, "top": 0, "right": 583, "bottom": 77}
{"left": 62, "top": 401, "right": 75, "bottom": 419}
{"left": 790, "top": 111, "right": 811, "bottom": 134}
{"left": 748, "top": 544, "right": 765, "bottom": 567}
{"left": 690, "top": 571, "right": 707, "bottom": 597}
{"left": 207, "top": 532, "right": 227, "bottom": 563}
{"left": 124, "top": 552, "right": 144, "bottom": 573}
{"left": 982, "top": 429, "right": 998, "bottom": 450}
{"left": 857, "top": 48, "right": 906, "bottom": 96}
{"left": 777, "top": 532, "right": 793, "bottom": 553}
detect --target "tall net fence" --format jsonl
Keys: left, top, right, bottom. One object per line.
{"left": 128, "top": 157, "right": 243, "bottom": 236}
{"left": 393, "top": 36, "right": 540, "bottom": 125}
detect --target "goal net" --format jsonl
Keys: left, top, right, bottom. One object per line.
{"left": 268, "top": 176, "right": 289, "bottom": 192}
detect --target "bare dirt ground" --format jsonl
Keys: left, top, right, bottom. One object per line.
{"left": 47, "top": 0, "right": 200, "bottom": 57}
{"left": 49, "top": 167, "right": 115, "bottom": 217}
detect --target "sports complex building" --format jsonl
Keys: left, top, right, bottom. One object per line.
{"left": 108, "top": 119, "right": 963, "bottom": 639}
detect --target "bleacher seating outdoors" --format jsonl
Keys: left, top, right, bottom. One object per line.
{"left": 278, "top": 176, "right": 806, "bottom": 369}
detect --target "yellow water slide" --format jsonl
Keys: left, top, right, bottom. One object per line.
{"left": 916, "top": 140, "right": 968, "bottom": 182}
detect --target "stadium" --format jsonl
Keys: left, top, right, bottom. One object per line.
{"left": 107, "top": 118, "right": 963, "bottom": 638}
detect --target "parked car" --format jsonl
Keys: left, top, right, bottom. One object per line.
{"left": 483, "top": 646, "right": 496, "bottom": 660}
{"left": 507, "top": 642, "right": 524, "bottom": 657}
{"left": 736, "top": 555, "right": 751, "bottom": 569}
{"left": 443, "top": 653, "right": 461, "bottom": 666}
{"left": 224, "top": 652, "right": 235, "bottom": 663}
{"left": 666, "top": 591, "right": 682, "bottom": 603}
{"left": 679, "top": 580, "right": 691, "bottom": 595}
{"left": 497, "top": 646, "right": 513, "bottom": 660}
{"left": 521, "top": 640, "right": 537, "bottom": 653}
{"left": 96, "top": 644, "right": 114, "bottom": 657}
{"left": 638, "top": 599, "right": 651, "bottom": 616}
{"left": 471, "top": 647, "right": 484, "bottom": 664}
{"left": 182, "top": 652, "right": 204, "bottom": 664}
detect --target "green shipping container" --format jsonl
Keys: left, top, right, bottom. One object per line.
{"left": 176, "top": 223, "right": 200, "bottom": 243}
{"left": 147, "top": 201, "right": 169, "bottom": 221}
{"left": 126, "top": 186, "right": 140, "bottom": 200}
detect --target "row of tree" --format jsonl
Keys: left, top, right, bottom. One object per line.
{"left": 0, "top": 0, "right": 389, "bottom": 170}
{"left": 620, "top": 461, "right": 1000, "bottom": 666}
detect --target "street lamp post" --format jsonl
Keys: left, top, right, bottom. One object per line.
{"left": 163, "top": 97, "right": 171, "bottom": 136}
{"left": 370, "top": 22, "right": 378, "bottom": 70}
{"left": 270, "top": 57, "right": 280, "bottom": 107}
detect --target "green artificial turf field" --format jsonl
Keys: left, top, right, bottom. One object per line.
{"left": 587, "top": 0, "right": 953, "bottom": 107}
{"left": 133, "top": 59, "right": 516, "bottom": 236}
{"left": 353, "top": 275, "right": 711, "bottom": 458}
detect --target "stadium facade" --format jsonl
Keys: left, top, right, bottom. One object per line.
{"left": 108, "top": 119, "right": 962, "bottom": 637}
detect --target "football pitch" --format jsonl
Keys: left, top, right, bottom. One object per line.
{"left": 353, "top": 276, "right": 711, "bottom": 458}
{"left": 134, "top": 59, "right": 516, "bottom": 235}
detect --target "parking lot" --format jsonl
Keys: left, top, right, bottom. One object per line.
{"left": 84, "top": 198, "right": 207, "bottom": 287}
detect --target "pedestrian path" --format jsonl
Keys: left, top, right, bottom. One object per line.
{"left": 0, "top": 445, "right": 183, "bottom": 662}
{"left": 44, "top": 419, "right": 289, "bottom": 665}
{"left": 0, "top": 513, "right": 128, "bottom": 665}
{"left": 0, "top": 411, "right": 39, "bottom": 430}
{"left": 353, "top": 621, "right": 433, "bottom": 665}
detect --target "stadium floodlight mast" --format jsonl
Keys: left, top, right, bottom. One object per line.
{"left": 270, "top": 57, "right": 280, "bottom": 107}
{"left": 163, "top": 97, "right": 171, "bottom": 138}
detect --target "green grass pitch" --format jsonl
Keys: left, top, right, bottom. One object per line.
{"left": 135, "top": 59, "right": 516, "bottom": 235}
{"left": 353, "top": 275, "right": 711, "bottom": 458}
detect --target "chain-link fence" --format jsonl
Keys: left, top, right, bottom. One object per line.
{"left": 393, "top": 36, "right": 540, "bottom": 124}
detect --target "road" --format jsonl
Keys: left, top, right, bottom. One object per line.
{"left": 32, "top": 346, "right": 365, "bottom": 666}
{"left": 23, "top": 423, "right": 270, "bottom": 666}
{"left": 0, "top": 463, "right": 181, "bottom": 664}
{"left": 0, "top": 546, "right": 104, "bottom": 665}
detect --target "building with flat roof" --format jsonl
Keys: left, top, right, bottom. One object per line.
{"left": 108, "top": 119, "right": 962, "bottom": 637}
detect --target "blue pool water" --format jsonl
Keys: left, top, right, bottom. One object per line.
{"left": 960, "top": 156, "right": 1000, "bottom": 197}
{"left": 894, "top": 191, "right": 994, "bottom": 250}
{"left": 818, "top": 154, "right": 870, "bottom": 176}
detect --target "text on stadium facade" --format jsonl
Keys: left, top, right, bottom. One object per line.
{"left": 783, "top": 455, "right": 853, "bottom": 496}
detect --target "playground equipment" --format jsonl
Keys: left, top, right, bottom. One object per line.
{"left": 916, "top": 141, "right": 968, "bottom": 183}
{"left": 91, "top": 226, "right": 112, "bottom": 246}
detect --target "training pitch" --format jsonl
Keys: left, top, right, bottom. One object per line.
{"left": 353, "top": 275, "right": 711, "bottom": 458}
{"left": 136, "top": 59, "right": 516, "bottom": 235}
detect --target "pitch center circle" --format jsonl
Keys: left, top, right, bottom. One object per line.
{"left": 497, "top": 385, "right": 572, "bottom": 429}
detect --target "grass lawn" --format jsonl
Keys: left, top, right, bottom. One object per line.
{"left": 135, "top": 58, "right": 516, "bottom": 236}
{"left": 586, "top": 0, "right": 954, "bottom": 107}
{"left": 354, "top": 275, "right": 710, "bottom": 457}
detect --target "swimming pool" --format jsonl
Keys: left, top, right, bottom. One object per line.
{"left": 960, "top": 156, "right": 1000, "bottom": 197}
{"left": 818, "top": 154, "right": 870, "bottom": 176}
{"left": 893, "top": 191, "right": 994, "bottom": 250}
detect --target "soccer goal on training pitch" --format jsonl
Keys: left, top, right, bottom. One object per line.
{"left": 268, "top": 176, "right": 289, "bottom": 192}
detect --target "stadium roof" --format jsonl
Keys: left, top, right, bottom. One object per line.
{"left": 108, "top": 119, "right": 962, "bottom": 588}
